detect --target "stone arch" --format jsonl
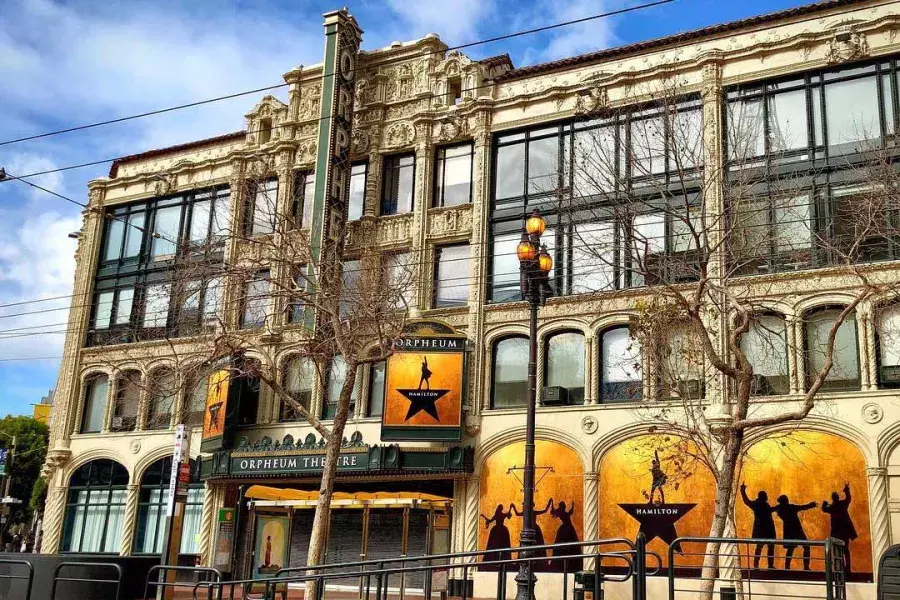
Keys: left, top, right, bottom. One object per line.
{"left": 476, "top": 425, "right": 588, "bottom": 473}
{"left": 64, "top": 451, "right": 132, "bottom": 485}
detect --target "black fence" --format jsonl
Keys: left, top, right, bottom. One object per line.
{"left": 0, "top": 554, "right": 157, "bottom": 600}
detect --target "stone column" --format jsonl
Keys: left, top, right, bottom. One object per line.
{"left": 582, "top": 472, "right": 599, "bottom": 569}
{"left": 40, "top": 482, "right": 69, "bottom": 554}
{"left": 410, "top": 130, "right": 434, "bottom": 314}
{"left": 120, "top": 483, "right": 141, "bottom": 556}
{"left": 468, "top": 116, "right": 492, "bottom": 415}
{"left": 199, "top": 483, "right": 222, "bottom": 567}
{"left": 463, "top": 474, "right": 480, "bottom": 557}
{"left": 868, "top": 466, "right": 891, "bottom": 574}
{"left": 586, "top": 336, "right": 598, "bottom": 405}
{"left": 786, "top": 314, "right": 802, "bottom": 394}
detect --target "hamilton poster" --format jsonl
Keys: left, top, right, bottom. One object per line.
{"left": 381, "top": 321, "right": 466, "bottom": 441}
{"left": 478, "top": 440, "right": 584, "bottom": 572}
{"left": 200, "top": 368, "right": 231, "bottom": 452}
{"left": 597, "top": 431, "right": 872, "bottom": 582}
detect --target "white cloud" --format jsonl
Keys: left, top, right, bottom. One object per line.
{"left": 385, "top": 0, "right": 496, "bottom": 44}
{"left": 518, "top": 0, "right": 619, "bottom": 64}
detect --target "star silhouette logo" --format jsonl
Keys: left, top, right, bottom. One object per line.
{"left": 618, "top": 503, "right": 695, "bottom": 552}
{"left": 397, "top": 389, "right": 449, "bottom": 421}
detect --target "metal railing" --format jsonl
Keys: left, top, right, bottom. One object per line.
{"left": 668, "top": 537, "right": 848, "bottom": 600}
{"left": 50, "top": 561, "right": 123, "bottom": 600}
{"left": 143, "top": 564, "right": 223, "bottom": 600}
{"left": 194, "top": 536, "right": 652, "bottom": 600}
{"left": 0, "top": 558, "right": 33, "bottom": 600}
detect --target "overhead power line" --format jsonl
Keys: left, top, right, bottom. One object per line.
{"left": 0, "top": 0, "right": 675, "bottom": 152}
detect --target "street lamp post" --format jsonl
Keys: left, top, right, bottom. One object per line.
{"left": 514, "top": 209, "right": 553, "bottom": 600}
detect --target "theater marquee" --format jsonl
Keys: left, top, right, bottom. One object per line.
{"left": 381, "top": 320, "right": 467, "bottom": 441}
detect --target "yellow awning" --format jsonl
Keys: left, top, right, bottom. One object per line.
{"left": 245, "top": 485, "right": 451, "bottom": 503}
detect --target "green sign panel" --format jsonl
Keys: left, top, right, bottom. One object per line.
{"left": 230, "top": 451, "right": 369, "bottom": 476}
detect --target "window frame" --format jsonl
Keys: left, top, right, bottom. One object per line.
{"left": 542, "top": 330, "right": 586, "bottom": 405}
{"left": 348, "top": 161, "right": 368, "bottom": 221}
{"left": 490, "top": 335, "right": 530, "bottom": 409}
{"left": 245, "top": 177, "right": 279, "bottom": 236}
{"left": 61, "top": 460, "right": 129, "bottom": 554}
{"left": 598, "top": 326, "right": 644, "bottom": 403}
{"left": 433, "top": 143, "right": 474, "bottom": 207}
{"left": 380, "top": 153, "right": 416, "bottom": 216}
{"left": 433, "top": 244, "right": 471, "bottom": 308}
{"left": 240, "top": 270, "right": 271, "bottom": 330}
{"left": 803, "top": 306, "right": 861, "bottom": 392}
{"left": 134, "top": 456, "right": 202, "bottom": 555}
{"left": 79, "top": 374, "right": 109, "bottom": 434}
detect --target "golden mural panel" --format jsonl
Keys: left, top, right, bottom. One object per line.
{"left": 598, "top": 435, "right": 716, "bottom": 569}
{"left": 479, "top": 440, "right": 584, "bottom": 572}
{"left": 737, "top": 431, "right": 872, "bottom": 581}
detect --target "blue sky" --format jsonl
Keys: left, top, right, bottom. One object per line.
{"left": 0, "top": 0, "right": 812, "bottom": 416}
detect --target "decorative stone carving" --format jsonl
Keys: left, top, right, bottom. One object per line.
{"left": 351, "top": 129, "right": 370, "bottom": 154}
{"left": 825, "top": 26, "right": 869, "bottom": 64}
{"left": 428, "top": 205, "right": 473, "bottom": 238}
{"left": 581, "top": 415, "right": 599, "bottom": 434}
{"left": 297, "top": 84, "right": 322, "bottom": 120}
{"left": 42, "top": 448, "right": 72, "bottom": 479}
{"left": 152, "top": 173, "right": 177, "bottom": 196}
{"left": 384, "top": 121, "right": 416, "bottom": 148}
{"left": 574, "top": 86, "right": 609, "bottom": 116}
{"left": 435, "top": 115, "right": 469, "bottom": 143}
{"left": 376, "top": 214, "right": 413, "bottom": 245}
{"left": 129, "top": 438, "right": 142, "bottom": 454}
{"left": 465, "top": 413, "right": 481, "bottom": 437}
{"left": 862, "top": 402, "right": 884, "bottom": 424}
{"left": 294, "top": 139, "right": 318, "bottom": 165}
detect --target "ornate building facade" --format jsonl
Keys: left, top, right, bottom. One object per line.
{"left": 42, "top": 1, "right": 900, "bottom": 595}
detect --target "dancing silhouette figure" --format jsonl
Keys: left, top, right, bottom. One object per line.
{"left": 481, "top": 505, "right": 513, "bottom": 564}
{"left": 418, "top": 356, "right": 432, "bottom": 390}
{"left": 550, "top": 500, "right": 582, "bottom": 572}
{"left": 822, "top": 483, "right": 857, "bottom": 575}
{"left": 775, "top": 495, "right": 817, "bottom": 571}
{"left": 741, "top": 482, "right": 776, "bottom": 569}
{"left": 649, "top": 450, "right": 668, "bottom": 504}
{"left": 511, "top": 499, "right": 553, "bottom": 568}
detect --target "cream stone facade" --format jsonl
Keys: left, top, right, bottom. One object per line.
{"left": 41, "top": 1, "right": 900, "bottom": 597}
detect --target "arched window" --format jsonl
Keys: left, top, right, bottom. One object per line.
{"left": 805, "top": 307, "right": 860, "bottom": 391}
{"left": 147, "top": 370, "right": 176, "bottom": 429}
{"left": 80, "top": 374, "right": 109, "bottom": 433}
{"left": 368, "top": 360, "right": 386, "bottom": 417}
{"left": 741, "top": 314, "right": 789, "bottom": 395}
{"left": 62, "top": 459, "right": 128, "bottom": 553}
{"left": 134, "top": 457, "right": 203, "bottom": 555}
{"left": 599, "top": 327, "right": 643, "bottom": 402}
{"left": 282, "top": 356, "right": 315, "bottom": 421}
{"left": 544, "top": 331, "right": 585, "bottom": 405}
{"left": 877, "top": 304, "right": 900, "bottom": 388}
{"left": 492, "top": 336, "right": 529, "bottom": 408}
{"left": 186, "top": 376, "right": 207, "bottom": 427}
{"left": 663, "top": 325, "right": 705, "bottom": 399}
{"left": 112, "top": 370, "right": 141, "bottom": 432}
{"left": 323, "top": 356, "right": 357, "bottom": 419}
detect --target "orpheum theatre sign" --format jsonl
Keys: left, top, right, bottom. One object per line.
{"left": 231, "top": 452, "right": 369, "bottom": 476}
{"left": 381, "top": 320, "right": 467, "bottom": 441}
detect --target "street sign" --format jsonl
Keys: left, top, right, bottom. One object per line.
{"left": 167, "top": 425, "right": 188, "bottom": 517}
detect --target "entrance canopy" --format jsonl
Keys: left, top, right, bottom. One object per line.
{"left": 246, "top": 485, "right": 452, "bottom": 509}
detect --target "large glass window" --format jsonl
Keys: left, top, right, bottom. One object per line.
{"left": 62, "top": 460, "right": 128, "bottom": 553}
{"left": 490, "top": 232, "right": 522, "bottom": 302}
{"left": 241, "top": 271, "right": 270, "bottom": 329}
{"left": 186, "top": 377, "right": 208, "bottom": 427}
{"left": 101, "top": 207, "right": 146, "bottom": 263}
{"left": 291, "top": 170, "right": 315, "bottom": 229}
{"left": 571, "top": 223, "right": 617, "bottom": 294}
{"left": 92, "top": 286, "right": 135, "bottom": 331}
{"left": 142, "top": 283, "right": 171, "bottom": 329}
{"left": 348, "top": 163, "right": 367, "bottom": 220}
{"left": 740, "top": 314, "right": 790, "bottom": 395}
{"left": 134, "top": 457, "right": 202, "bottom": 555}
{"left": 112, "top": 371, "right": 141, "bottom": 432}
{"left": 434, "top": 245, "right": 470, "bottom": 308}
{"left": 368, "top": 361, "right": 386, "bottom": 417}
{"left": 600, "top": 327, "right": 643, "bottom": 402}
{"left": 544, "top": 332, "right": 585, "bottom": 405}
{"left": 151, "top": 202, "right": 182, "bottom": 259}
{"left": 805, "top": 308, "right": 860, "bottom": 391}
{"left": 825, "top": 70, "right": 880, "bottom": 154}
{"left": 495, "top": 135, "right": 526, "bottom": 201}
{"left": 492, "top": 336, "right": 528, "bottom": 408}
{"left": 282, "top": 357, "right": 314, "bottom": 421}
{"left": 434, "top": 144, "right": 473, "bottom": 206}
{"left": 663, "top": 325, "right": 705, "bottom": 399}
{"left": 381, "top": 155, "right": 415, "bottom": 215}
{"left": 324, "top": 356, "right": 357, "bottom": 419}
{"left": 878, "top": 304, "right": 900, "bottom": 388}
{"left": 147, "top": 370, "right": 175, "bottom": 429}
{"left": 248, "top": 179, "right": 278, "bottom": 236}
{"left": 80, "top": 375, "right": 109, "bottom": 434}
{"left": 384, "top": 253, "right": 414, "bottom": 311}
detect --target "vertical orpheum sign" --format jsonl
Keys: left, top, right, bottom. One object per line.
{"left": 306, "top": 9, "right": 362, "bottom": 328}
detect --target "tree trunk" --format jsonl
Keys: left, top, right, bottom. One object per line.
{"left": 305, "top": 366, "right": 356, "bottom": 597}
{"left": 699, "top": 429, "right": 744, "bottom": 600}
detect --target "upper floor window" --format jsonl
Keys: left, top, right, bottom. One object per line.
{"left": 187, "top": 188, "right": 231, "bottom": 248}
{"left": 381, "top": 154, "right": 415, "bottom": 215}
{"left": 101, "top": 206, "right": 146, "bottom": 263}
{"left": 324, "top": 356, "right": 357, "bottom": 419}
{"left": 241, "top": 271, "right": 270, "bottom": 329}
{"left": 740, "top": 314, "right": 790, "bottom": 395}
{"left": 282, "top": 356, "right": 314, "bottom": 421}
{"left": 146, "top": 370, "right": 175, "bottom": 430}
{"left": 491, "top": 336, "right": 528, "bottom": 408}
{"left": 111, "top": 370, "right": 141, "bottom": 432}
{"left": 877, "top": 304, "right": 900, "bottom": 388}
{"left": 490, "top": 227, "right": 555, "bottom": 302}
{"left": 142, "top": 283, "right": 172, "bottom": 330}
{"left": 175, "top": 277, "right": 222, "bottom": 336}
{"left": 805, "top": 307, "right": 860, "bottom": 391}
{"left": 186, "top": 377, "right": 207, "bottom": 427}
{"left": 287, "top": 266, "right": 308, "bottom": 324}
{"left": 348, "top": 163, "right": 367, "bottom": 221}
{"left": 247, "top": 178, "right": 278, "bottom": 236}
{"left": 544, "top": 331, "right": 585, "bottom": 405}
{"left": 80, "top": 374, "right": 109, "bottom": 434}
{"left": 434, "top": 245, "right": 470, "bottom": 308}
{"left": 599, "top": 327, "right": 643, "bottom": 402}
{"left": 384, "top": 253, "right": 414, "bottom": 311}
{"left": 368, "top": 361, "right": 386, "bottom": 417}
{"left": 730, "top": 192, "right": 814, "bottom": 275}
{"left": 662, "top": 325, "right": 705, "bottom": 399}
{"left": 727, "top": 61, "right": 899, "bottom": 164}
{"left": 291, "top": 170, "right": 315, "bottom": 229}
{"left": 92, "top": 286, "right": 134, "bottom": 332}
{"left": 434, "top": 144, "right": 473, "bottom": 207}
{"left": 151, "top": 199, "right": 182, "bottom": 260}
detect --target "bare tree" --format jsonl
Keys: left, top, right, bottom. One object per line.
{"left": 89, "top": 155, "right": 414, "bottom": 575}
{"left": 559, "top": 77, "right": 900, "bottom": 596}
